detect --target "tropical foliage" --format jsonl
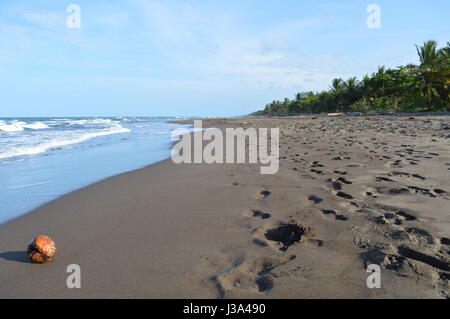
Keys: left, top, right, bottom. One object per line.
{"left": 253, "top": 41, "right": 450, "bottom": 115}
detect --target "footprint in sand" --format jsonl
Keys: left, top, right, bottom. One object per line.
{"left": 390, "top": 171, "right": 410, "bottom": 178}
{"left": 376, "top": 176, "right": 395, "bottom": 182}
{"left": 255, "top": 276, "right": 273, "bottom": 292}
{"left": 310, "top": 169, "right": 324, "bottom": 175}
{"left": 336, "top": 191, "right": 354, "bottom": 200}
{"left": 405, "top": 227, "right": 435, "bottom": 245}
{"left": 397, "top": 245, "right": 450, "bottom": 272}
{"left": 337, "top": 177, "right": 352, "bottom": 185}
{"left": 310, "top": 161, "right": 324, "bottom": 168}
{"left": 264, "top": 223, "right": 313, "bottom": 252}
{"left": 407, "top": 186, "right": 436, "bottom": 198}
{"left": 433, "top": 189, "right": 447, "bottom": 195}
{"left": 364, "top": 189, "right": 378, "bottom": 198}
{"left": 375, "top": 213, "right": 402, "bottom": 226}
{"left": 308, "top": 195, "right": 323, "bottom": 204}
{"left": 260, "top": 190, "right": 271, "bottom": 198}
{"left": 396, "top": 211, "right": 417, "bottom": 221}
{"left": 386, "top": 187, "right": 410, "bottom": 195}
{"left": 252, "top": 238, "right": 268, "bottom": 247}
{"left": 207, "top": 254, "right": 297, "bottom": 296}
{"left": 366, "top": 191, "right": 374, "bottom": 197}
{"left": 322, "top": 209, "right": 348, "bottom": 221}
{"left": 252, "top": 220, "right": 321, "bottom": 252}
{"left": 327, "top": 179, "right": 342, "bottom": 190}
{"left": 251, "top": 210, "right": 272, "bottom": 220}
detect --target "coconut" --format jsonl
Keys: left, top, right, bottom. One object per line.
{"left": 27, "top": 235, "right": 57, "bottom": 263}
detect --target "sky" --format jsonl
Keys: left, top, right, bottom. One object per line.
{"left": 0, "top": 0, "right": 449, "bottom": 117}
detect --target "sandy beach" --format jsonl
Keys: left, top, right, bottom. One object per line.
{"left": 0, "top": 115, "right": 449, "bottom": 299}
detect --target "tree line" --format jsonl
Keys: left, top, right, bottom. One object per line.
{"left": 253, "top": 40, "right": 449, "bottom": 115}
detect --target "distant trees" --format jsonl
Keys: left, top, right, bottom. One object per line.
{"left": 342, "top": 77, "right": 359, "bottom": 110}
{"left": 330, "top": 78, "right": 344, "bottom": 112}
{"left": 413, "top": 40, "right": 450, "bottom": 109}
{"left": 253, "top": 40, "right": 450, "bottom": 115}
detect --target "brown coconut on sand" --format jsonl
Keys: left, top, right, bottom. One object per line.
{"left": 27, "top": 235, "right": 57, "bottom": 263}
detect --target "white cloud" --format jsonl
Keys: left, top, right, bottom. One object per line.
{"left": 2, "top": 7, "right": 92, "bottom": 49}
{"left": 10, "top": 8, "right": 65, "bottom": 29}
{"left": 133, "top": 0, "right": 345, "bottom": 91}
{"left": 96, "top": 12, "right": 129, "bottom": 26}
{"left": 241, "top": 53, "right": 285, "bottom": 65}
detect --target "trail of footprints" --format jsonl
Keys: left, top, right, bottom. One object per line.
{"left": 335, "top": 167, "right": 449, "bottom": 292}
{"left": 301, "top": 130, "right": 448, "bottom": 296}
{"left": 346, "top": 169, "right": 450, "bottom": 297}
{"left": 285, "top": 127, "right": 450, "bottom": 296}
{"left": 198, "top": 189, "right": 324, "bottom": 298}
{"left": 252, "top": 190, "right": 323, "bottom": 252}
{"left": 191, "top": 117, "right": 450, "bottom": 298}
{"left": 204, "top": 253, "right": 298, "bottom": 297}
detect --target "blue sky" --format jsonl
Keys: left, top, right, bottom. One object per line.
{"left": 0, "top": 0, "right": 449, "bottom": 117}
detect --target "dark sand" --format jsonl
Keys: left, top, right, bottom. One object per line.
{"left": 0, "top": 116, "right": 449, "bottom": 298}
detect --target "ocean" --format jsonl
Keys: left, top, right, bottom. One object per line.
{"left": 0, "top": 117, "right": 190, "bottom": 224}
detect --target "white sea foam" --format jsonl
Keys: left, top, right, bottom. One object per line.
{"left": 0, "top": 120, "right": 50, "bottom": 132}
{"left": 7, "top": 181, "right": 52, "bottom": 191}
{"left": 0, "top": 121, "right": 25, "bottom": 132}
{"left": 23, "top": 122, "right": 50, "bottom": 130}
{"left": 0, "top": 118, "right": 131, "bottom": 160}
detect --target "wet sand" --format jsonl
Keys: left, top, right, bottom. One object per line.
{"left": 0, "top": 115, "right": 449, "bottom": 298}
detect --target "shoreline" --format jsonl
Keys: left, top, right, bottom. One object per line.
{"left": 5, "top": 112, "right": 447, "bottom": 227}
{"left": 1, "top": 116, "right": 449, "bottom": 298}
{"left": 0, "top": 117, "right": 186, "bottom": 224}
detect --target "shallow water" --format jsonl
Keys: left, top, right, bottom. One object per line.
{"left": 0, "top": 117, "right": 190, "bottom": 223}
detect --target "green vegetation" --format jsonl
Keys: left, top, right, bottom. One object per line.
{"left": 253, "top": 41, "right": 450, "bottom": 115}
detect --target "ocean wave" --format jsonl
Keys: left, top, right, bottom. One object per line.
{"left": 0, "top": 120, "right": 50, "bottom": 132}
{"left": 0, "top": 117, "right": 184, "bottom": 161}
{"left": 0, "top": 118, "right": 129, "bottom": 133}
{"left": 24, "top": 122, "right": 50, "bottom": 130}
{"left": 0, "top": 126, "right": 130, "bottom": 160}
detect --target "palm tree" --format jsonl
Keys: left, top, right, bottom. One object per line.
{"left": 342, "top": 77, "right": 359, "bottom": 111}
{"left": 414, "top": 40, "right": 447, "bottom": 108}
{"left": 344, "top": 77, "right": 358, "bottom": 90}
{"left": 330, "top": 78, "right": 344, "bottom": 112}
{"left": 416, "top": 40, "right": 438, "bottom": 66}
{"left": 254, "top": 39, "right": 449, "bottom": 115}
{"left": 361, "top": 74, "right": 372, "bottom": 97}
{"left": 374, "top": 66, "right": 392, "bottom": 97}
{"left": 436, "top": 43, "right": 450, "bottom": 107}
